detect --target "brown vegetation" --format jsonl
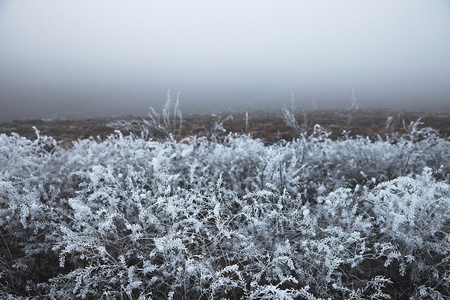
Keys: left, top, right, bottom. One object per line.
{"left": 0, "top": 109, "right": 449, "bottom": 146}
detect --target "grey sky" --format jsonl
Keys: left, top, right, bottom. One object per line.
{"left": 1, "top": 0, "right": 449, "bottom": 120}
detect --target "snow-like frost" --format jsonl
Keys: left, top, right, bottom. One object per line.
{"left": 0, "top": 124, "right": 449, "bottom": 299}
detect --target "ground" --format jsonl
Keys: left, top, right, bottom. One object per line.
{"left": 1, "top": 108, "right": 449, "bottom": 146}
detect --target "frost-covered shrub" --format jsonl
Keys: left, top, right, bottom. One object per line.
{"left": 49, "top": 172, "right": 252, "bottom": 299}
{"left": 0, "top": 130, "right": 64, "bottom": 296}
{"left": 370, "top": 168, "right": 450, "bottom": 297}
{"left": 0, "top": 120, "right": 449, "bottom": 299}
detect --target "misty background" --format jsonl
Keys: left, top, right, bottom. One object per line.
{"left": 0, "top": 0, "right": 449, "bottom": 121}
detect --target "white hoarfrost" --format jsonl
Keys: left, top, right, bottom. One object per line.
{"left": 0, "top": 119, "right": 449, "bottom": 299}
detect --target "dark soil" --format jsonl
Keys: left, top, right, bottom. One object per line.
{"left": 1, "top": 109, "right": 449, "bottom": 146}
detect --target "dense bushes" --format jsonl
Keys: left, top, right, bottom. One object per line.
{"left": 0, "top": 122, "right": 449, "bottom": 299}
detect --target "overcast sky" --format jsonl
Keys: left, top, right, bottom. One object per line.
{"left": 1, "top": 0, "right": 449, "bottom": 120}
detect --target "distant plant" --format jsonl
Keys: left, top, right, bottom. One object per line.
{"left": 203, "top": 108, "right": 234, "bottom": 143}
{"left": 384, "top": 113, "right": 402, "bottom": 138}
{"left": 346, "top": 88, "right": 359, "bottom": 126}
{"left": 106, "top": 119, "right": 150, "bottom": 139}
{"left": 245, "top": 111, "right": 249, "bottom": 134}
{"left": 282, "top": 92, "right": 310, "bottom": 137}
{"left": 144, "top": 90, "right": 183, "bottom": 142}
{"left": 106, "top": 90, "right": 183, "bottom": 142}
{"left": 311, "top": 97, "right": 318, "bottom": 110}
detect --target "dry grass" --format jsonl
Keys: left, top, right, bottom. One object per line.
{"left": 1, "top": 109, "right": 449, "bottom": 146}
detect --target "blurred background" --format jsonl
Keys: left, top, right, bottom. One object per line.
{"left": 1, "top": 0, "right": 449, "bottom": 121}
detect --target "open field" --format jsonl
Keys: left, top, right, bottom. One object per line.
{"left": 1, "top": 109, "right": 449, "bottom": 145}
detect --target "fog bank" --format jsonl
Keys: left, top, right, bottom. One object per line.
{"left": 1, "top": 0, "right": 449, "bottom": 121}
